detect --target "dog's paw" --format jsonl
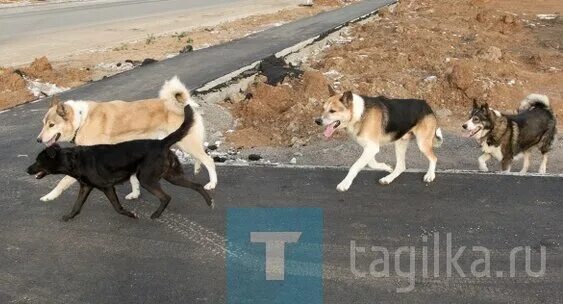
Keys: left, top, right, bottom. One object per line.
{"left": 479, "top": 165, "right": 489, "bottom": 172}
{"left": 336, "top": 180, "right": 351, "bottom": 192}
{"left": 379, "top": 176, "right": 394, "bottom": 185}
{"left": 204, "top": 181, "right": 216, "bottom": 190}
{"left": 125, "top": 191, "right": 140, "bottom": 200}
{"left": 61, "top": 214, "right": 73, "bottom": 222}
{"left": 194, "top": 162, "right": 201, "bottom": 175}
{"left": 423, "top": 172, "right": 435, "bottom": 183}
{"left": 40, "top": 193, "right": 58, "bottom": 202}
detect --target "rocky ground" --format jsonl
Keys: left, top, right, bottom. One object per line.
{"left": 206, "top": 0, "right": 563, "bottom": 173}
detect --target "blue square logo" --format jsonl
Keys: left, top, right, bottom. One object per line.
{"left": 227, "top": 208, "right": 323, "bottom": 304}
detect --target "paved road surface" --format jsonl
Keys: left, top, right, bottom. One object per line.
{"left": 0, "top": 0, "right": 298, "bottom": 64}
{"left": 0, "top": 1, "right": 561, "bottom": 302}
{"left": 0, "top": 166, "right": 561, "bottom": 303}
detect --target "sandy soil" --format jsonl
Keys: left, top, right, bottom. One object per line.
{"left": 0, "top": 1, "right": 343, "bottom": 110}
{"left": 226, "top": 0, "right": 562, "bottom": 150}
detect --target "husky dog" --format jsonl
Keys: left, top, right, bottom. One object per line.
{"left": 462, "top": 94, "right": 556, "bottom": 173}
{"left": 36, "top": 76, "right": 217, "bottom": 202}
{"left": 315, "top": 88, "right": 443, "bottom": 191}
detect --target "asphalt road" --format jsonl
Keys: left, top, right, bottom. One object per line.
{"left": 0, "top": 0, "right": 268, "bottom": 41}
{"left": 0, "top": 1, "right": 561, "bottom": 302}
{"left": 0, "top": 166, "right": 561, "bottom": 303}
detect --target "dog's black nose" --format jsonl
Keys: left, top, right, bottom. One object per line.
{"left": 315, "top": 118, "right": 323, "bottom": 126}
{"left": 462, "top": 124, "right": 468, "bottom": 130}
{"left": 36, "top": 137, "right": 42, "bottom": 143}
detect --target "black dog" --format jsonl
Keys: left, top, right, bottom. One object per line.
{"left": 27, "top": 105, "right": 214, "bottom": 221}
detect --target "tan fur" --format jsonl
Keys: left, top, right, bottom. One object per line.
{"left": 37, "top": 79, "right": 218, "bottom": 202}
{"left": 317, "top": 91, "right": 441, "bottom": 191}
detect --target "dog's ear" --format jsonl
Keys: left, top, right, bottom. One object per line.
{"left": 472, "top": 99, "right": 479, "bottom": 109}
{"left": 327, "top": 85, "right": 337, "bottom": 97}
{"left": 56, "top": 102, "right": 69, "bottom": 120}
{"left": 481, "top": 103, "right": 489, "bottom": 110}
{"left": 46, "top": 144, "right": 60, "bottom": 159}
{"left": 340, "top": 91, "right": 354, "bottom": 107}
{"left": 50, "top": 96, "right": 61, "bottom": 108}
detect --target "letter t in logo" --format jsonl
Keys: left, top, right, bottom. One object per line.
{"left": 250, "top": 232, "right": 302, "bottom": 280}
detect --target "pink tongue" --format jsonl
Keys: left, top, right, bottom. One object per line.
{"left": 324, "top": 123, "right": 337, "bottom": 138}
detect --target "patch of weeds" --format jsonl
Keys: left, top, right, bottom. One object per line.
{"left": 173, "top": 31, "right": 189, "bottom": 41}
{"left": 113, "top": 43, "right": 129, "bottom": 51}
{"left": 145, "top": 34, "right": 156, "bottom": 45}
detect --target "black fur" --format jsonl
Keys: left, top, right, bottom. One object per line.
{"left": 27, "top": 105, "right": 214, "bottom": 221}
{"left": 361, "top": 95, "right": 435, "bottom": 140}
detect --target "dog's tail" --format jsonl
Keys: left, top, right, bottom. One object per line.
{"left": 159, "top": 76, "right": 199, "bottom": 114}
{"left": 519, "top": 94, "right": 551, "bottom": 112}
{"left": 161, "top": 105, "right": 194, "bottom": 149}
{"left": 433, "top": 128, "right": 444, "bottom": 148}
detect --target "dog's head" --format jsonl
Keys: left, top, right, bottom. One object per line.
{"left": 37, "top": 97, "right": 75, "bottom": 146}
{"left": 315, "top": 87, "right": 355, "bottom": 138}
{"left": 26, "top": 144, "right": 62, "bottom": 179}
{"left": 462, "top": 100, "right": 499, "bottom": 139}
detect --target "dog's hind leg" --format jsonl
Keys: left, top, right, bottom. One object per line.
{"left": 379, "top": 139, "right": 409, "bottom": 185}
{"left": 164, "top": 174, "right": 215, "bottom": 209}
{"left": 519, "top": 152, "right": 530, "bottom": 174}
{"left": 539, "top": 153, "right": 548, "bottom": 174}
{"left": 177, "top": 137, "right": 217, "bottom": 190}
{"left": 41, "top": 175, "right": 76, "bottom": 202}
{"left": 337, "top": 143, "right": 379, "bottom": 192}
{"left": 478, "top": 153, "right": 491, "bottom": 171}
{"left": 125, "top": 175, "right": 141, "bottom": 200}
{"left": 501, "top": 158, "right": 512, "bottom": 172}
{"left": 61, "top": 184, "right": 92, "bottom": 221}
{"left": 102, "top": 187, "right": 137, "bottom": 219}
{"left": 416, "top": 135, "right": 438, "bottom": 183}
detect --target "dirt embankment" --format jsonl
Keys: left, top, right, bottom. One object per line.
{"left": 0, "top": 57, "right": 89, "bottom": 109}
{"left": 0, "top": 1, "right": 345, "bottom": 110}
{"left": 226, "top": 0, "right": 562, "bottom": 148}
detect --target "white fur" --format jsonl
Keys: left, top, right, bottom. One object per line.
{"left": 65, "top": 100, "right": 89, "bottom": 131}
{"left": 351, "top": 94, "right": 365, "bottom": 121}
{"left": 519, "top": 94, "right": 550, "bottom": 111}
{"left": 159, "top": 76, "right": 199, "bottom": 111}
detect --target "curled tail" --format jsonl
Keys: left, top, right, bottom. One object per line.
{"left": 519, "top": 94, "right": 551, "bottom": 112}
{"left": 161, "top": 105, "right": 194, "bottom": 149}
{"left": 433, "top": 128, "right": 444, "bottom": 148}
{"left": 159, "top": 76, "right": 198, "bottom": 114}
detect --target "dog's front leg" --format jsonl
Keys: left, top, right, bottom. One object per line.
{"left": 478, "top": 153, "right": 491, "bottom": 172}
{"left": 62, "top": 184, "right": 93, "bottom": 221}
{"left": 41, "top": 175, "right": 77, "bottom": 202}
{"left": 125, "top": 175, "right": 141, "bottom": 200}
{"left": 501, "top": 157, "right": 512, "bottom": 172}
{"left": 337, "top": 144, "right": 379, "bottom": 192}
{"left": 103, "top": 187, "right": 137, "bottom": 219}
{"left": 519, "top": 152, "right": 530, "bottom": 174}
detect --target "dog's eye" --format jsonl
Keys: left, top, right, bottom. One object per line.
{"left": 329, "top": 110, "right": 336, "bottom": 113}
{"left": 472, "top": 117, "right": 480, "bottom": 123}
{"left": 49, "top": 123, "right": 55, "bottom": 128}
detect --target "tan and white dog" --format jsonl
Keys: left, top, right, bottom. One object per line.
{"left": 315, "top": 89, "right": 443, "bottom": 191}
{"left": 36, "top": 76, "right": 217, "bottom": 202}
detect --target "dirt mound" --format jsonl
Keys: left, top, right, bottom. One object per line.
{"left": 226, "top": 70, "right": 332, "bottom": 148}
{"left": 224, "top": 0, "right": 561, "bottom": 148}
{"left": 0, "top": 57, "right": 91, "bottom": 110}
{"left": 21, "top": 56, "right": 90, "bottom": 88}
{"left": 0, "top": 68, "right": 33, "bottom": 109}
